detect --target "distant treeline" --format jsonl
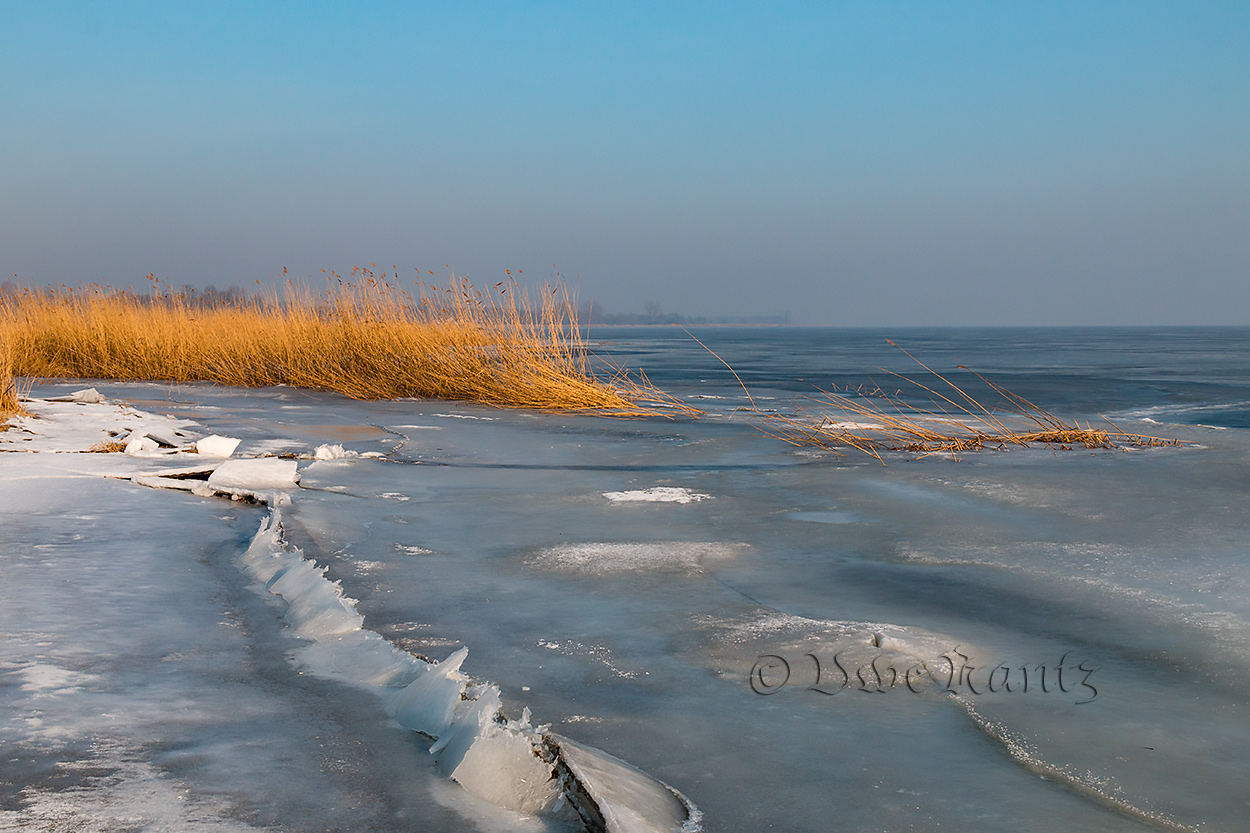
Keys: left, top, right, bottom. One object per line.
{"left": 0, "top": 280, "right": 259, "bottom": 308}
{"left": 0, "top": 282, "right": 788, "bottom": 325}
{"left": 580, "top": 304, "right": 789, "bottom": 326}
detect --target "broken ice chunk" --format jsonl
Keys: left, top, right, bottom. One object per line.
{"left": 124, "top": 432, "right": 159, "bottom": 455}
{"left": 553, "top": 734, "right": 693, "bottom": 833}
{"left": 314, "top": 443, "right": 357, "bottom": 460}
{"left": 61, "top": 388, "right": 105, "bottom": 404}
{"left": 195, "top": 435, "right": 241, "bottom": 457}
{"left": 391, "top": 646, "right": 470, "bottom": 738}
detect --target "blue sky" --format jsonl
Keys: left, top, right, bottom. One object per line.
{"left": 2, "top": 1, "right": 1247, "bottom": 324}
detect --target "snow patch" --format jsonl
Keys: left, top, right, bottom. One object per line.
{"left": 0, "top": 397, "right": 202, "bottom": 455}
{"left": 17, "top": 662, "right": 98, "bottom": 693}
{"left": 530, "top": 541, "right": 744, "bottom": 575}
{"left": 603, "top": 487, "right": 711, "bottom": 504}
{"left": 538, "top": 639, "right": 642, "bottom": 679}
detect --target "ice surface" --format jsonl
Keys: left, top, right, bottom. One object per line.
{"left": 239, "top": 509, "right": 695, "bottom": 831}
{"left": 7, "top": 328, "right": 1250, "bottom": 832}
{"left": 6, "top": 395, "right": 699, "bottom": 831}
{"left": 0, "top": 453, "right": 470, "bottom": 832}
{"left": 266, "top": 330, "right": 1249, "bottom": 832}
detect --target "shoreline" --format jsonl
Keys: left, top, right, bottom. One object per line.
{"left": 0, "top": 389, "right": 700, "bottom": 833}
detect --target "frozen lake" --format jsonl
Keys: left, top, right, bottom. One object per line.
{"left": 3, "top": 327, "right": 1248, "bottom": 832}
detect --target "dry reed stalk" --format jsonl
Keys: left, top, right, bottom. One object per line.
{"left": 0, "top": 274, "right": 692, "bottom": 416}
{"left": 758, "top": 347, "right": 1179, "bottom": 461}
{"left": 1, "top": 341, "right": 26, "bottom": 420}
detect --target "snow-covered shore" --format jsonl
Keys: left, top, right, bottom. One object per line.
{"left": 1, "top": 391, "right": 698, "bottom": 833}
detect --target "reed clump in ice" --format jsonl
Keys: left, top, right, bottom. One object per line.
{"left": 0, "top": 270, "right": 686, "bottom": 415}
{"left": 759, "top": 343, "right": 1180, "bottom": 461}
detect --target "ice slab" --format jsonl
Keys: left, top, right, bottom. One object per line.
{"left": 207, "top": 458, "right": 300, "bottom": 492}
{"left": 130, "top": 475, "right": 217, "bottom": 496}
{"left": 554, "top": 735, "right": 694, "bottom": 833}
{"left": 195, "top": 434, "right": 241, "bottom": 457}
{"left": 392, "top": 647, "right": 470, "bottom": 738}
{"left": 124, "top": 431, "right": 160, "bottom": 454}
{"left": 47, "top": 387, "right": 105, "bottom": 403}
{"left": 145, "top": 464, "right": 220, "bottom": 478}
{"left": 267, "top": 558, "right": 365, "bottom": 637}
{"left": 437, "top": 691, "right": 565, "bottom": 817}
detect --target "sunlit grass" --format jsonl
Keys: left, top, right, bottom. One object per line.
{"left": 1, "top": 344, "right": 23, "bottom": 420}
{"left": 0, "top": 271, "right": 688, "bottom": 416}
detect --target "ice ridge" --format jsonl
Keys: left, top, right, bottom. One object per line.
{"left": 240, "top": 512, "right": 699, "bottom": 833}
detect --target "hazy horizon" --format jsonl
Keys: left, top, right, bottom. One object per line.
{"left": 3, "top": 2, "right": 1247, "bottom": 326}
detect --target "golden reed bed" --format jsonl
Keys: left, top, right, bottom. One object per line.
{"left": 0, "top": 271, "right": 684, "bottom": 416}
{"left": 2, "top": 278, "right": 1177, "bottom": 458}
{"left": 0, "top": 344, "right": 23, "bottom": 419}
